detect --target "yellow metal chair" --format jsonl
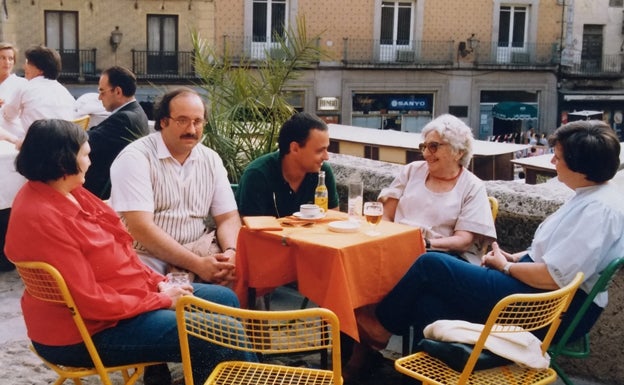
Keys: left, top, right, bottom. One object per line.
{"left": 488, "top": 196, "right": 499, "bottom": 221}
{"left": 394, "top": 272, "right": 584, "bottom": 385}
{"left": 176, "top": 295, "right": 342, "bottom": 385}
{"left": 72, "top": 115, "right": 91, "bottom": 130}
{"left": 14, "top": 261, "right": 161, "bottom": 385}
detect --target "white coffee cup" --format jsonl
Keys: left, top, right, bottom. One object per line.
{"left": 300, "top": 204, "right": 325, "bottom": 218}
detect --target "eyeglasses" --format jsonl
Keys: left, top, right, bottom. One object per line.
{"left": 168, "top": 116, "right": 206, "bottom": 128}
{"left": 418, "top": 141, "right": 448, "bottom": 154}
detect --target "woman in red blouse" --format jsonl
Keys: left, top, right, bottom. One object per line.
{"left": 5, "top": 119, "right": 255, "bottom": 385}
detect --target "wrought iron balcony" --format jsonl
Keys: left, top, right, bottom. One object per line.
{"left": 470, "top": 41, "right": 559, "bottom": 68}
{"left": 131, "top": 50, "right": 196, "bottom": 80}
{"left": 561, "top": 54, "right": 624, "bottom": 77}
{"left": 58, "top": 49, "right": 97, "bottom": 80}
{"left": 342, "top": 39, "right": 455, "bottom": 66}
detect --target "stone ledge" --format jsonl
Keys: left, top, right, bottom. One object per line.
{"left": 327, "top": 153, "right": 624, "bottom": 385}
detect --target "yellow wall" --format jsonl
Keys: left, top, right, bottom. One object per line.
{"left": 5, "top": 0, "right": 214, "bottom": 71}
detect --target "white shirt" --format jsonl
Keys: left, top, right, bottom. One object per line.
{"left": 379, "top": 161, "right": 496, "bottom": 265}
{"left": 110, "top": 132, "right": 237, "bottom": 273}
{"left": 529, "top": 182, "right": 624, "bottom": 307}
{"left": 0, "top": 74, "right": 27, "bottom": 137}
{"left": 1, "top": 76, "right": 76, "bottom": 138}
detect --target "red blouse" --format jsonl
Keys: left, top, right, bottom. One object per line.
{"left": 5, "top": 181, "right": 171, "bottom": 345}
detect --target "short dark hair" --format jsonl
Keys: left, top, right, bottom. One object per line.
{"left": 16, "top": 119, "right": 88, "bottom": 182}
{"left": 548, "top": 120, "right": 620, "bottom": 183}
{"left": 102, "top": 66, "right": 137, "bottom": 97}
{"left": 153, "top": 87, "right": 205, "bottom": 131}
{"left": 278, "top": 112, "right": 328, "bottom": 157}
{"left": 24, "top": 45, "right": 62, "bottom": 80}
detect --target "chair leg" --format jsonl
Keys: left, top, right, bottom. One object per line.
{"left": 551, "top": 360, "right": 575, "bottom": 385}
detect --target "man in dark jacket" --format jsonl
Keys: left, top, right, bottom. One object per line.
{"left": 84, "top": 66, "right": 149, "bottom": 199}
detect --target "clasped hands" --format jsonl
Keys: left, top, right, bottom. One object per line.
{"left": 481, "top": 241, "right": 516, "bottom": 272}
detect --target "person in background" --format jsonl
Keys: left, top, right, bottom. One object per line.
{"left": 84, "top": 66, "right": 150, "bottom": 199}
{"left": 0, "top": 45, "right": 75, "bottom": 140}
{"left": 355, "top": 120, "right": 624, "bottom": 375}
{"left": 236, "top": 111, "right": 339, "bottom": 217}
{"left": 110, "top": 87, "right": 239, "bottom": 287}
{"left": 5, "top": 119, "right": 256, "bottom": 385}
{"left": 0, "top": 42, "right": 26, "bottom": 271}
{"left": 0, "top": 42, "right": 26, "bottom": 145}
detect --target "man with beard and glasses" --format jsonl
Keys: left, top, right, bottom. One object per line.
{"left": 109, "top": 87, "right": 241, "bottom": 385}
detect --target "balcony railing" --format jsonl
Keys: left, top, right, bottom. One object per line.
{"left": 561, "top": 54, "right": 624, "bottom": 77}
{"left": 342, "top": 39, "right": 455, "bottom": 66}
{"left": 58, "top": 49, "right": 97, "bottom": 80}
{"left": 131, "top": 50, "right": 196, "bottom": 80}
{"left": 471, "top": 41, "right": 558, "bottom": 67}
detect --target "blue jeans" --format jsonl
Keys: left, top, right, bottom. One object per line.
{"left": 375, "top": 252, "right": 600, "bottom": 344}
{"left": 33, "top": 283, "right": 257, "bottom": 385}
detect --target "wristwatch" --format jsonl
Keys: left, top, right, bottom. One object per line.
{"left": 502, "top": 262, "right": 513, "bottom": 276}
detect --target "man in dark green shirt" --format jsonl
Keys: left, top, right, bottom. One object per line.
{"left": 237, "top": 112, "right": 339, "bottom": 217}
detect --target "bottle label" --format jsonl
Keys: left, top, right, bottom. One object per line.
{"left": 315, "top": 186, "right": 329, "bottom": 211}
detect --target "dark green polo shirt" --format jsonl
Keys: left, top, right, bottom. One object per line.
{"left": 236, "top": 151, "right": 339, "bottom": 217}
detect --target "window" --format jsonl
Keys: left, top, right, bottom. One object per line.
{"left": 45, "top": 11, "right": 78, "bottom": 74}
{"left": 380, "top": 1, "right": 412, "bottom": 45}
{"left": 252, "top": 0, "right": 286, "bottom": 43}
{"left": 146, "top": 15, "right": 178, "bottom": 74}
{"left": 581, "top": 25, "right": 603, "bottom": 72}
{"left": 364, "top": 145, "right": 380, "bottom": 160}
{"left": 498, "top": 6, "right": 527, "bottom": 48}
{"left": 379, "top": 1, "right": 414, "bottom": 61}
{"left": 250, "top": 0, "right": 287, "bottom": 59}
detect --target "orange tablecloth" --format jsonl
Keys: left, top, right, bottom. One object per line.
{"left": 234, "top": 211, "right": 425, "bottom": 340}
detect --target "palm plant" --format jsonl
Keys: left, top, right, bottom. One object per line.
{"left": 192, "top": 17, "right": 328, "bottom": 182}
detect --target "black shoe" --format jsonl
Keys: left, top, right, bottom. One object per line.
{"left": 143, "top": 363, "right": 172, "bottom": 385}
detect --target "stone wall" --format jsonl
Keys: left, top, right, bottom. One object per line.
{"left": 328, "top": 153, "right": 624, "bottom": 385}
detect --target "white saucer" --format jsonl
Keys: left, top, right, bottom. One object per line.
{"left": 328, "top": 220, "right": 361, "bottom": 233}
{"left": 293, "top": 211, "right": 326, "bottom": 220}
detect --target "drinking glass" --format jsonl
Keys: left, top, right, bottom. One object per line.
{"left": 363, "top": 201, "right": 383, "bottom": 236}
{"left": 165, "top": 272, "right": 191, "bottom": 288}
{"left": 348, "top": 180, "right": 363, "bottom": 222}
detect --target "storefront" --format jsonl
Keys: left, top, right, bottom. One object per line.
{"left": 351, "top": 92, "right": 434, "bottom": 132}
{"left": 559, "top": 90, "right": 624, "bottom": 141}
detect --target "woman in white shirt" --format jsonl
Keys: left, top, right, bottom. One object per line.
{"left": 0, "top": 45, "right": 75, "bottom": 141}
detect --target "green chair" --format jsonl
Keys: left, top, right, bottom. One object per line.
{"left": 548, "top": 257, "right": 624, "bottom": 385}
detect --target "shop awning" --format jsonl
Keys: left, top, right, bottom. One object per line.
{"left": 492, "top": 102, "right": 538, "bottom": 120}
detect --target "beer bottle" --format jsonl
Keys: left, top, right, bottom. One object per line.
{"left": 314, "top": 171, "right": 328, "bottom": 211}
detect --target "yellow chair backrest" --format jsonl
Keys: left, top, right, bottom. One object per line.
{"left": 72, "top": 115, "right": 90, "bottom": 130}
{"left": 14, "top": 261, "right": 158, "bottom": 385}
{"left": 395, "top": 272, "right": 584, "bottom": 385}
{"left": 176, "top": 295, "right": 342, "bottom": 385}
{"left": 488, "top": 196, "right": 499, "bottom": 221}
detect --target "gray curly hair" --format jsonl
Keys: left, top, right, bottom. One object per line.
{"left": 421, "top": 114, "right": 474, "bottom": 167}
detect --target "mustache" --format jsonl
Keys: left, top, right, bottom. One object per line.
{"left": 180, "top": 133, "right": 199, "bottom": 140}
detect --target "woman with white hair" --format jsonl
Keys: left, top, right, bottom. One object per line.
{"left": 344, "top": 114, "right": 497, "bottom": 380}
{"left": 378, "top": 113, "right": 496, "bottom": 265}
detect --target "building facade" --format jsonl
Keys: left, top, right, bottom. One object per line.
{"left": 6, "top": 0, "right": 618, "bottom": 149}
{"left": 557, "top": 0, "right": 624, "bottom": 141}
